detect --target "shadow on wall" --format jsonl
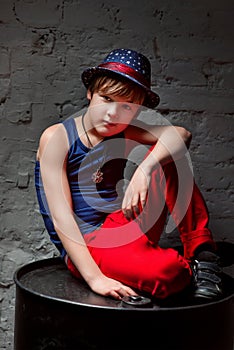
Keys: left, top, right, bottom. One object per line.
{"left": 167, "top": 241, "right": 234, "bottom": 271}
{"left": 216, "top": 241, "right": 234, "bottom": 268}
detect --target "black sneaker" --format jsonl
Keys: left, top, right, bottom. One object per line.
{"left": 191, "top": 257, "right": 223, "bottom": 300}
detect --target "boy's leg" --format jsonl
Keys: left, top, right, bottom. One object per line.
{"left": 139, "top": 157, "right": 215, "bottom": 260}
{"left": 66, "top": 229, "right": 192, "bottom": 299}
{"left": 66, "top": 156, "right": 222, "bottom": 300}
{"left": 65, "top": 177, "right": 193, "bottom": 300}
{"left": 139, "top": 156, "right": 222, "bottom": 299}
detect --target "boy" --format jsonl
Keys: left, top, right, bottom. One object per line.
{"left": 35, "top": 48, "right": 222, "bottom": 301}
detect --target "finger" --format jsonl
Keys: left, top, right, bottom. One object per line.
{"left": 123, "top": 209, "right": 132, "bottom": 220}
{"left": 122, "top": 205, "right": 135, "bottom": 220}
{"left": 122, "top": 196, "right": 131, "bottom": 219}
{"left": 132, "top": 205, "right": 140, "bottom": 217}
{"left": 140, "top": 190, "right": 148, "bottom": 209}
{"left": 123, "top": 192, "right": 140, "bottom": 219}
{"left": 131, "top": 194, "right": 140, "bottom": 217}
{"left": 124, "top": 287, "right": 139, "bottom": 296}
{"left": 122, "top": 182, "right": 134, "bottom": 206}
{"left": 109, "top": 290, "right": 122, "bottom": 300}
{"left": 118, "top": 286, "right": 139, "bottom": 298}
{"left": 140, "top": 200, "right": 146, "bottom": 209}
{"left": 121, "top": 194, "right": 128, "bottom": 210}
{"left": 110, "top": 288, "right": 127, "bottom": 300}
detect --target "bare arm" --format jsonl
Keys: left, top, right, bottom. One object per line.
{"left": 125, "top": 121, "right": 192, "bottom": 167}
{"left": 38, "top": 123, "right": 137, "bottom": 299}
{"left": 122, "top": 122, "right": 192, "bottom": 218}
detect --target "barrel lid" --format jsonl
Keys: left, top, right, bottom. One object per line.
{"left": 14, "top": 257, "right": 234, "bottom": 311}
{"left": 14, "top": 257, "right": 157, "bottom": 310}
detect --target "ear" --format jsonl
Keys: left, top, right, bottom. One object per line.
{"left": 87, "top": 89, "right": 92, "bottom": 100}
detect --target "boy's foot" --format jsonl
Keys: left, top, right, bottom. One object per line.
{"left": 191, "top": 251, "right": 223, "bottom": 301}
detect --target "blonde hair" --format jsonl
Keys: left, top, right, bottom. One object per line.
{"left": 88, "top": 74, "right": 146, "bottom": 105}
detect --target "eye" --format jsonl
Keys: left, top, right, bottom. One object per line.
{"left": 101, "top": 95, "right": 112, "bottom": 102}
{"left": 122, "top": 104, "right": 132, "bottom": 111}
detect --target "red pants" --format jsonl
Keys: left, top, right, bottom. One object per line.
{"left": 67, "top": 157, "right": 215, "bottom": 299}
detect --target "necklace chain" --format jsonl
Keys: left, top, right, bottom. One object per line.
{"left": 81, "top": 114, "right": 105, "bottom": 183}
{"left": 81, "top": 114, "right": 95, "bottom": 149}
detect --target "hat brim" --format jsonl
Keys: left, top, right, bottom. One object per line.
{"left": 81, "top": 67, "right": 160, "bottom": 109}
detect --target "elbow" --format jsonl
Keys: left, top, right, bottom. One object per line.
{"left": 177, "top": 126, "right": 192, "bottom": 148}
{"left": 186, "top": 129, "right": 192, "bottom": 148}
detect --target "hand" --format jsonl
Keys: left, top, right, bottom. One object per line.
{"left": 89, "top": 274, "right": 138, "bottom": 300}
{"left": 122, "top": 166, "right": 150, "bottom": 220}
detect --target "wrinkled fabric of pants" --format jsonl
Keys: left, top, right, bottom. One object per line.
{"left": 66, "top": 157, "right": 215, "bottom": 299}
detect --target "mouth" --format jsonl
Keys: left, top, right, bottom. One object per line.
{"left": 103, "top": 120, "right": 117, "bottom": 128}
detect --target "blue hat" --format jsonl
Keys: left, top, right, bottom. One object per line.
{"left": 81, "top": 48, "right": 160, "bottom": 109}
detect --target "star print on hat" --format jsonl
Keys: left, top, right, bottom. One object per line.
{"left": 81, "top": 48, "right": 160, "bottom": 109}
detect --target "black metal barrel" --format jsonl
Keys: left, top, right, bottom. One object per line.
{"left": 14, "top": 257, "right": 234, "bottom": 350}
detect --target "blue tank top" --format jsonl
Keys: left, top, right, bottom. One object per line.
{"left": 35, "top": 117, "right": 126, "bottom": 257}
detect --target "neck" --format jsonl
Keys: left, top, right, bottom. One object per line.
{"left": 81, "top": 114, "right": 103, "bottom": 148}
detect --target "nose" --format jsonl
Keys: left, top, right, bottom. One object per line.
{"left": 107, "top": 102, "right": 119, "bottom": 120}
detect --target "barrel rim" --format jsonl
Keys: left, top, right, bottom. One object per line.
{"left": 14, "top": 257, "right": 234, "bottom": 312}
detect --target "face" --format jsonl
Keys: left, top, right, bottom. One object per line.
{"left": 86, "top": 91, "right": 141, "bottom": 137}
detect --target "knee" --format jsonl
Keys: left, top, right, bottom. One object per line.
{"left": 150, "top": 249, "right": 192, "bottom": 299}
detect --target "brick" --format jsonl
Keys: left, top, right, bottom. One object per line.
{"left": 14, "top": 0, "right": 62, "bottom": 27}
{"left": 6, "top": 102, "right": 32, "bottom": 124}
{"left": 0, "top": 47, "right": 10, "bottom": 75}
{"left": 157, "top": 86, "right": 234, "bottom": 113}
{"left": 0, "top": 78, "right": 10, "bottom": 102}
{"left": 17, "top": 172, "right": 29, "bottom": 188}
{"left": 165, "top": 60, "right": 206, "bottom": 86}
